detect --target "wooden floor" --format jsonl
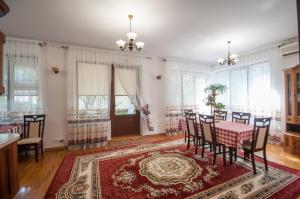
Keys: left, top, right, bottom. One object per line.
{"left": 15, "top": 134, "right": 300, "bottom": 199}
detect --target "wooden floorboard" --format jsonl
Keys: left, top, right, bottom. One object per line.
{"left": 14, "top": 134, "right": 300, "bottom": 199}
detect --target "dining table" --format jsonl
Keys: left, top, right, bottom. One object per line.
{"left": 178, "top": 118, "right": 253, "bottom": 148}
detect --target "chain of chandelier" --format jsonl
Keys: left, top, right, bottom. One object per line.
{"left": 116, "top": 15, "right": 144, "bottom": 52}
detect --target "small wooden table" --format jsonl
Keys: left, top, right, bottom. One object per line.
{"left": 0, "top": 133, "right": 20, "bottom": 198}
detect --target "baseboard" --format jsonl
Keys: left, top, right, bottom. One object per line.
{"left": 44, "top": 145, "right": 67, "bottom": 151}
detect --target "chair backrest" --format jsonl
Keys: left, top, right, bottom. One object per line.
{"left": 183, "top": 109, "right": 193, "bottom": 117}
{"left": 185, "top": 113, "right": 198, "bottom": 136}
{"left": 214, "top": 110, "right": 227, "bottom": 121}
{"left": 23, "top": 114, "right": 46, "bottom": 139}
{"left": 199, "top": 114, "right": 216, "bottom": 143}
{"left": 252, "top": 117, "right": 271, "bottom": 150}
{"left": 232, "top": 112, "right": 251, "bottom": 124}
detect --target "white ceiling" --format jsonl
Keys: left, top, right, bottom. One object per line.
{"left": 0, "top": 0, "right": 297, "bottom": 62}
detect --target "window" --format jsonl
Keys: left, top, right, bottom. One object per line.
{"left": 0, "top": 56, "right": 41, "bottom": 113}
{"left": 214, "top": 61, "right": 280, "bottom": 117}
{"left": 167, "top": 70, "right": 208, "bottom": 112}
{"left": 230, "top": 68, "right": 247, "bottom": 111}
{"left": 77, "top": 63, "right": 110, "bottom": 117}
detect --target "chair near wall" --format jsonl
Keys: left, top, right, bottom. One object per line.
{"left": 232, "top": 112, "right": 251, "bottom": 125}
{"left": 214, "top": 110, "right": 227, "bottom": 121}
{"left": 183, "top": 109, "right": 193, "bottom": 142}
{"left": 17, "top": 114, "right": 46, "bottom": 162}
{"left": 185, "top": 113, "right": 199, "bottom": 153}
{"left": 198, "top": 114, "right": 225, "bottom": 165}
{"left": 242, "top": 117, "right": 272, "bottom": 174}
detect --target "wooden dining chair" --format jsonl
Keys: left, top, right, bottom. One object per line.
{"left": 183, "top": 110, "right": 194, "bottom": 143}
{"left": 232, "top": 112, "right": 251, "bottom": 125}
{"left": 185, "top": 113, "right": 199, "bottom": 153}
{"left": 242, "top": 117, "right": 272, "bottom": 174}
{"left": 17, "top": 114, "right": 46, "bottom": 162}
{"left": 214, "top": 110, "right": 227, "bottom": 121}
{"left": 198, "top": 114, "right": 225, "bottom": 165}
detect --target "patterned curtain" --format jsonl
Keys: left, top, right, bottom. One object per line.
{"left": 0, "top": 39, "right": 43, "bottom": 130}
{"left": 66, "top": 48, "right": 111, "bottom": 149}
{"left": 67, "top": 110, "right": 109, "bottom": 149}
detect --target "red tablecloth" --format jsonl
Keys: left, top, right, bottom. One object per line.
{"left": 0, "top": 124, "right": 22, "bottom": 134}
{"left": 178, "top": 118, "right": 253, "bottom": 148}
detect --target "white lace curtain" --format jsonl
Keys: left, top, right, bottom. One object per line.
{"left": 165, "top": 60, "right": 210, "bottom": 134}
{"left": 0, "top": 39, "right": 42, "bottom": 120}
{"left": 114, "top": 56, "right": 143, "bottom": 111}
{"left": 213, "top": 47, "right": 283, "bottom": 136}
{"left": 66, "top": 47, "right": 112, "bottom": 149}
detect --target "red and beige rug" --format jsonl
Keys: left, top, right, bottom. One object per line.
{"left": 45, "top": 140, "right": 300, "bottom": 199}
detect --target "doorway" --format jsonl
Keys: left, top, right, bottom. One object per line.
{"left": 110, "top": 65, "right": 140, "bottom": 137}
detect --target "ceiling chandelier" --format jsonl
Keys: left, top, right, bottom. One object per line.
{"left": 116, "top": 15, "right": 144, "bottom": 52}
{"left": 217, "top": 41, "right": 238, "bottom": 66}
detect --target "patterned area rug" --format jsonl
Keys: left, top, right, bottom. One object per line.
{"left": 45, "top": 140, "right": 300, "bottom": 199}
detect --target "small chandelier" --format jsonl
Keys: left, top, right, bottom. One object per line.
{"left": 217, "top": 41, "right": 238, "bottom": 66}
{"left": 116, "top": 15, "right": 144, "bottom": 52}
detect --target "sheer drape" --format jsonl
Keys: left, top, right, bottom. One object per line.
{"left": 0, "top": 39, "right": 42, "bottom": 123}
{"left": 165, "top": 60, "right": 209, "bottom": 134}
{"left": 66, "top": 48, "right": 111, "bottom": 149}
{"left": 66, "top": 47, "right": 153, "bottom": 147}
{"left": 230, "top": 66, "right": 248, "bottom": 112}
{"left": 114, "top": 54, "right": 154, "bottom": 132}
{"left": 214, "top": 48, "right": 283, "bottom": 141}
{"left": 114, "top": 65, "right": 142, "bottom": 110}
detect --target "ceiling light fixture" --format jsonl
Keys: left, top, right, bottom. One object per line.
{"left": 116, "top": 15, "right": 144, "bottom": 52}
{"left": 217, "top": 41, "right": 238, "bottom": 66}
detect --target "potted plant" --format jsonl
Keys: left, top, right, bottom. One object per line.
{"left": 204, "top": 83, "right": 227, "bottom": 115}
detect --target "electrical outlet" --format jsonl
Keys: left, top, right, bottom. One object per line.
{"left": 53, "top": 139, "right": 64, "bottom": 143}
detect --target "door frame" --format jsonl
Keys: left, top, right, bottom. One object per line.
{"left": 110, "top": 64, "right": 140, "bottom": 137}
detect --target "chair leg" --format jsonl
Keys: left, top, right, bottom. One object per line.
{"left": 263, "top": 149, "right": 268, "bottom": 172}
{"left": 194, "top": 138, "right": 198, "bottom": 154}
{"left": 213, "top": 145, "right": 216, "bottom": 165}
{"left": 251, "top": 152, "right": 257, "bottom": 175}
{"left": 184, "top": 131, "right": 187, "bottom": 143}
{"left": 41, "top": 141, "right": 44, "bottom": 156}
{"left": 229, "top": 148, "right": 233, "bottom": 165}
{"left": 187, "top": 136, "right": 190, "bottom": 149}
{"left": 193, "top": 137, "right": 196, "bottom": 146}
{"left": 218, "top": 145, "right": 221, "bottom": 154}
{"left": 234, "top": 148, "right": 237, "bottom": 161}
{"left": 222, "top": 145, "right": 226, "bottom": 166}
{"left": 35, "top": 144, "right": 39, "bottom": 162}
{"left": 201, "top": 141, "right": 205, "bottom": 158}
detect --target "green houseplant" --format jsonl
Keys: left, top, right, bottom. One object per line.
{"left": 204, "top": 83, "right": 227, "bottom": 115}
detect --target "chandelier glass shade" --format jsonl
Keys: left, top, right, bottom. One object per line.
{"left": 116, "top": 15, "right": 144, "bottom": 52}
{"left": 217, "top": 41, "right": 238, "bottom": 66}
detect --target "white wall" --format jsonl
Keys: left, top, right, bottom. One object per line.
{"left": 42, "top": 46, "right": 67, "bottom": 148}
{"left": 141, "top": 57, "right": 165, "bottom": 135}
{"left": 41, "top": 46, "right": 169, "bottom": 148}
{"left": 282, "top": 53, "right": 299, "bottom": 68}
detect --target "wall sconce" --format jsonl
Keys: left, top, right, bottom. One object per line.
{"left": 51, "top": 66, "right": 59, "bottom": 74}
{"left": 156, "top": 75, "right": 162, "bottom": 80}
